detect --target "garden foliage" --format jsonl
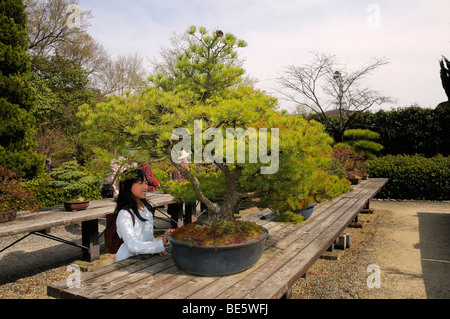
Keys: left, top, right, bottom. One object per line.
{"left": 0, "top": 167, "right": 39, "bottom": 213}
{"left": 335, "top": 129, "right": 384, "bottom": 159}
{"left": 308, "top": 106, "right": 450, "bottom": 157}
{"left": 367, "top": 154, "right": 450, "bottom": 200}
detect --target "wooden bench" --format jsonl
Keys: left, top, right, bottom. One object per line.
{"left": 47, "top": 178, "right": 388, "bottom": 299}
{"left": 0, "top": 192, "right": 188, "bottom": 262}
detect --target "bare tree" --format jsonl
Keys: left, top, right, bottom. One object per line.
{"left": 277, "top": 52, "right": 395, "bottom": 141}
{"left": 26, "top": 0, "right": 91, "bottom": 55}
{"left": 26, "top": 0, "right": 108, "bottom": 78}
{"left": 92, "top": 53, "right": 148, "bottom": 96}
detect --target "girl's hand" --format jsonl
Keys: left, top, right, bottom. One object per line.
{"left": 159, "top": 229, "right": 175, "bottom": 256}
{"left": 162, "top": 228, "right": 175, "bottom": 246}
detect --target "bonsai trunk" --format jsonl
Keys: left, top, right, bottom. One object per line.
{"left": 169, "top": 153, "right": 242, "bottom": 225}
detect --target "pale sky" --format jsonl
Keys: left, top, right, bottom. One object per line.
{"left": 78, "top": 0, "right": 450, "bottom": 112}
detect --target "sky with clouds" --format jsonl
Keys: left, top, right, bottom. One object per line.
{"left": 78, "top": 0, "right": 449, "bottom": 112}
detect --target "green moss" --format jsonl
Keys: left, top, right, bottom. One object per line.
{"left": 171, "top": 220, "right": 264, "bottom": 246}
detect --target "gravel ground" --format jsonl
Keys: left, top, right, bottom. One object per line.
{"left": 292, "top": 206, "right": 391, "bottom": 299}
{"left": 293, "top": 200, "right": 450, "bottom": 299}
{"left": 1, "top": 200, "right": 449, "bottom": 299}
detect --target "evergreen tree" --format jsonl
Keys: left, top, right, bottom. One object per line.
{"left": 440, "top": 56, "right": 450, "bottom": 101}
{"left": 0, "top": 0, "right": 43, "bottom": 178}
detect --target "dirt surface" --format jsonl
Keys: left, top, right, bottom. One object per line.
{"left": 0, "top": 200, "right": 449, "bottom": 299}
{"left": 292, "top": 200, "right": 450, "bottom": 299}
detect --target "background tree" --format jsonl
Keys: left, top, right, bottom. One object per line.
{"left": 25, "top": 0, "right": 110, "bottom": 164}
{"left": 92, "top": 53, "right": 148, "bottom": 96}
{"left": 277, "top": 52, "right": 395, "bottom": 142}
{"left": 0, "top": 0, "right": 44, "bottom": 178}
{"left": 31, "top": 53, "right": 98, "bottom": 164}
{"left": 25, "top": 0, "right": 103, "bottom": 68}
{"left": 439, "top": 56, "right": 450, "bottom": 102}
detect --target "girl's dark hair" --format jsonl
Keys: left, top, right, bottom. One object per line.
{"left": 114, "top": 168, "right": 154, "bottom": 222}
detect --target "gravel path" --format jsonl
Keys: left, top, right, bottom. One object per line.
{"left": 1, "top": 200, "right": 449, "bottom": 299}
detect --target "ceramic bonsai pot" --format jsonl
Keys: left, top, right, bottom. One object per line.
{"left": 348, "top": 177, "right": 361, "bottom": 185}
{"left": 294, "top": 202, "right": 318, "bottom": 220}
{"left": 168, "top": 226, "right": 269, "bottom": 276}
{"left": 64, "top": 200, "right": 90, "bottom": 212}
{"left": 0, "top": 210, "right": 17, "bottom": 223}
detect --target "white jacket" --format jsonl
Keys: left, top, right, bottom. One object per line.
{"left": 115, "top": 205, "right": 165, "bottom": 262}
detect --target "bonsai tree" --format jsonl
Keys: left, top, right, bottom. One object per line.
{"left": 48, "top": 161, "right": 97, "bottom": 202}
{"left": 335, "top": 129, "right": 384, "bottom": 159}
{"left": 79, "top": 26, "right": 350, "bottom": 226}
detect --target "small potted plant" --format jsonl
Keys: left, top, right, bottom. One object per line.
{"left": 347, "top": 170, "right": 363, "bottom": 185}
{"left": 48, "top": 161, "right": 96, "bottom": 211}
{"left": 0, "top": 167, "right": 39, "bottom": 222}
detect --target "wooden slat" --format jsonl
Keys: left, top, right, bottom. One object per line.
{"left": 47, "top": 254, "right": 151, "bottom": 299}
{"left": 59, "top": 254, "right": 172, "bottom": 299}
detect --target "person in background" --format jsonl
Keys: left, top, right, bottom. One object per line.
{"left": 138, "top": 151, "right": 160, "bottom": 193}
{"left": 45, "top": 158, "right": 52, "bottom": 173}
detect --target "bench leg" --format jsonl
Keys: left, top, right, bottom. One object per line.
{"left": 335, "top": 234, "right": 347, "bottom": 250}
{"left": 364, "top": 201, "right": 370, "bottom": 210}
{"left": 281, "top": 286, "right": 293, "bottom": 299}
{"left": 82, "top": 219, "right": 100, "bottom": 262}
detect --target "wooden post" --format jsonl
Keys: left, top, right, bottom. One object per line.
{"left": 184, "top": 202, "right": 197, "bottom": 224}
{"left": 168, "top": 202, "right": 184, "bottom": 228}
{"left": 81, "top": 219, "right": 99, "bottom": 262}
{"left": 282, "top": 286, "right": 293, "bottom": 299}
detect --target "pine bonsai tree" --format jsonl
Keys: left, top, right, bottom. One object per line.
{"left": 48, "top": 161, "right": 97, "bottom": 201}
{"left": 336, "top": 129, "right": 384, "bottom": 159}
{"left": 79, "top": 26, "right": 351, "bottom": 226}
{"left": 0, "top": 0, "right": 43, "bottom": 178}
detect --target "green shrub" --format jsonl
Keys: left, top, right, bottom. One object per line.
{"left": 367, "top": 154, "right": 450, "bottom": 200}
{"left": 335, "top": 129, "right": 384, "bottom": 159}
{"left": 24, "top": 171, "right": 102, "bottom": 208}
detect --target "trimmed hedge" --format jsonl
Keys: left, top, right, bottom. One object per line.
{"left": 308, "top": 106, "right": 450, "bottom": 156}
{"left": 367, "top": 154, "right": 450, "bottom": 200}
